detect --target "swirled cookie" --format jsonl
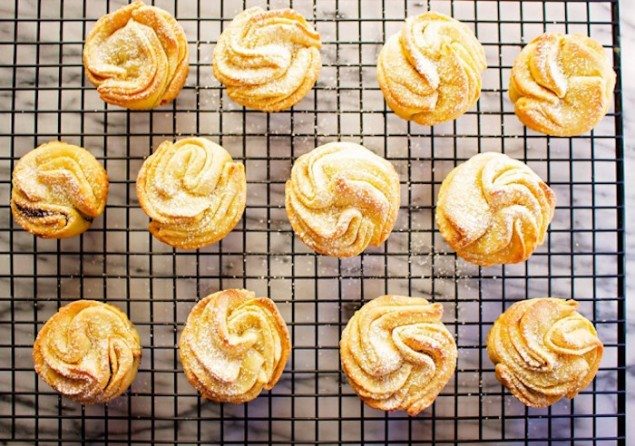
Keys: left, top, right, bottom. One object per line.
{"left": 136, "top": 137, "right": 246, "bottom": 249}
{"left": 377, "top": 11, "right": 486, "bottom": 125}
{"left": 285, "top": 142, "right": 400, "bottom": 258}
{"left": 487, "top": 298, "right": 603, "bottom": 408}
{"left": 83, "top": 0, "right": 189, "bottom": 109}
{"left": 340, "top": 295, "right": 457, "bottom": 416}
{"left": 179, "top": 289, "right": 291, "bottom": 404}
{"left": 33, "top": 300, "right": 141, "bottom": 404}
{"left": 212, "top": 7, "right": 321, "bottom": 111}
{"left": 509, "top": 33, "right": 615, "bottom": 136}
{"left": 436, "top": 152, "right": 555, "bottom": 266}
{"left": 11, "top": 141, "right": 108, "bottom": 238}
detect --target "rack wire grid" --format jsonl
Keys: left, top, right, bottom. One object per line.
{"left": 0, "top": 0, "right": 626, "bottom": 444}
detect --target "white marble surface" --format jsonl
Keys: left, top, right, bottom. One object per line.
{"left": 619, "top": 0, "right": 634, "bottom": 442}
{"left": 0, "top": 0, "right": 631, "bottom": 444}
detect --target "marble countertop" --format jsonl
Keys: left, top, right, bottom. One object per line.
{"left": 620, "top": 0, "right": 633, "bottom": 442}
{"left": 0, "top": 0, "right": 632, "bottom": 444}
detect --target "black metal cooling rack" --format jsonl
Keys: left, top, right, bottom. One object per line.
{"left": 0, "top": 0, "right": 626, "bottom": 444}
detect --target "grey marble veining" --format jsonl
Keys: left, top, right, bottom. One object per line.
{"left": 0, "top": 0, "right": 631, "bottom": 444}
{"left": 620, "top": 0, "right": 634, "bottom": 442}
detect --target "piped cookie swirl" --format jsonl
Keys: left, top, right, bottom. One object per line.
{"left": 436, "top": 152, "right": 555, "bottom": 266}
{"left": 285, "top": 142, "right": 400, "bottom": 258}
{"left": 33, "top": 300, "right": 141, "bottom": 404}
{"left": 340, "top": 295, "right": 457, "bottom": 416}
{"left": 487, "top": 298, "right": 603, "bottom": 407}
{"left": 179, "top": 289, "right": 291, "bottom": 404}
{"left": 11, "top": 141, "right": 108, "bottom": 238}
{"left": 212, "top": 7, "right": 322, "bottom": 111}
{"left": 509, "top": 33, "right": 615, "bottom": 136}
{"left": 377, "top": 11, "right": 487, "bottom": 125}
{"left": 83, "top": 0, "right": 189, "bottom": 109}
{"left": 136, "top": 137, "right": 246, "bottom": 249}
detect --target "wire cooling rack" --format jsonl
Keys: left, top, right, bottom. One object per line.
{"left": 0, "top": 0, "right": 626, "bottom": 444}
